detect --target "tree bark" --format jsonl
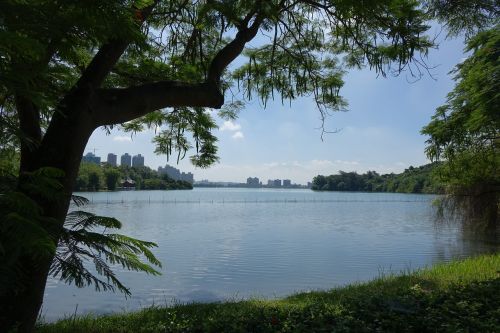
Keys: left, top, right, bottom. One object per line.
{"left": 1, "top": 5, "right": 265, "bottom": 331}
{"left": 1, "top": 98, "right": 95, "bottom": 332}
{"left": 0, "top": 80, "right": 222, "bottom": 332}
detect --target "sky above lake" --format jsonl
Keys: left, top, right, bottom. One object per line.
{"left": 86, "top": 27, "right": 466, "bottom": 184}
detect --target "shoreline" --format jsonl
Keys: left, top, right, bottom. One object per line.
{"left": 37, "top": 254, "right": 499, "bottom": 332}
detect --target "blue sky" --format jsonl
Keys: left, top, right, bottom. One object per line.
{"left": 86, "top": 29, "right": 465, "bottom": 184}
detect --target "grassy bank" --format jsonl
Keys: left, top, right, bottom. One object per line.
{"left": 37, "top": 254, "right": 500, "bottom": 332}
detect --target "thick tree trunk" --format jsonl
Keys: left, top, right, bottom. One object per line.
{"left": 0, "top": 5, "right": 257, "bottom": 328}
{"left": 1, "top": 258, "right": 53, "bottom": 332}
{"left": 0, "top": 106, "right": 95, "bottom": 332}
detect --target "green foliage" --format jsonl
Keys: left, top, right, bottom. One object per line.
{"left": 0, "top": 166, "right": 161, "bottom": 300}
{"left": 51, "top": 210, "right": 161, "bottom": 295}
{"left": 76, "top": 163, "right": 104, "bottom": 192}
{"left": 0, "top": 147, "right": 19, "bottom": 192}
{"left": 37, "top": 254, "right": 500, "bottom": 333}
{"left": 75, "top": 162, "right": 193, "bottom": 191}
{"left": 104, "top": 168, "right": 120, "bottom": 191}
{"left": 142, "top": 177, "right": 193, "bottom": 190}
{"left": 422, "top": 26, "right": 499, "bottom": 225}
{"left": 1, "top": 0, "right": 437, "bottom": 168}
{"left": 312, "top": 163, "right": 442, "bottom": 193}
{"left": 0, "top": 168, "right": 64, "bottom": 298}
{"left": 424, "top": 0, "right": 499, "bottom": 39}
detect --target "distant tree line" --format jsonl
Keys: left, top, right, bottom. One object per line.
{"left": 75, "top": 163, "right": 193, "bottom": 191}
{"left": 312, "top": 163, "right": 442, "bottom": 194}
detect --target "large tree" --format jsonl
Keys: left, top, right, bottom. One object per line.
{"left": 0, "top": 0, "right": 495, "bottom": 331}
{"left": 422, "top": 26, "right": 499, "bottom": 227}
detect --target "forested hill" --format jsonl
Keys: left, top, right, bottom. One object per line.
{"left": 312, "top": 163, "right": 442, "bottom": 194}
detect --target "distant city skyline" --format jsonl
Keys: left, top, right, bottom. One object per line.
{"left": 80, "top": 149, "right": 427, "bottom": 186}
{"left": 82, "top": 151, "right": 315, "bottom": 185}
{"left": 84, "top": 151, "right": 147, "bottom": 168}
{"left": 132, "top": 154, "right": 144, "bottom": 168}
{"left": 107, "top": 153, "right": 117, "bottom": 166}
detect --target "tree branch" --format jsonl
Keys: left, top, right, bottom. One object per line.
{"left": 73, "top": 3, "right": 158, "bottom": 90}
{"left": 207, "top": 13, "right": 264, "bottom": 84}
{"left": 94, "top": 7, "right": 267, "bottom": 127}
{"left": 92, "top": 81, "right": 223, "bottom": 126}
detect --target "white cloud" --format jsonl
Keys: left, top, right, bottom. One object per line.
{"left": 309, "top": 159, "right": 335, "bottom": 168}
{"left": 112, "top": 135, "right": 132, "bottom": 142}
{"left": 220, "top": 120, "right": 241, "bottom": 132}
{"left": 232, "top": 131, "right": 244, "bottom": 140}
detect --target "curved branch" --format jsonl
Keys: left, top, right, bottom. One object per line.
{"left": 92, "top": 81, "right": 223, "bottom": 126}
{"left": 94, "top": 7, "right": 267, "bottom": 128}
{"left": 207, "top": 13, "right": 264, "bottom": 84}
{"left": 74, "top": 2, "right": 158, "bottom": 90}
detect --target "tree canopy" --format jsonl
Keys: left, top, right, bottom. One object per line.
{"left": 422, "top": 26, "right": 499, "bottom": 226}
{"left": 312, "top": 163, "right": 442, "bottom": 193}
{"left": 75, "top": 162, "right": 193, "bottom": 191}
{"left": 1, "top": 0, "right": 436, "bottom": 167}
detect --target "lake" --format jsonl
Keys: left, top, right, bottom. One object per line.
{"left": 41, "top": 188, "right": 499, "bottom": 321}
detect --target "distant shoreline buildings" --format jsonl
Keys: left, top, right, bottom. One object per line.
{"left": 120, "top": 153, "right": 131, "bottom": 167}
{"left": 83, "top": 152, "right": 146, "bottom": 168}
{"left": 158, "top": 164, "right": 194, "bottom": 184}
{"left": 81, "top": 151, "right": 195, "bottom": 184}
{"left": 81, "top": 151, "right": 310, "bottom": 188}
{"left": 195, "top": 177, "right": 311, "bottom": 189}
{"left": 132, "top": 154, "right": 144, "bottom": 168}
{"left": 82, "top": 152, "right": 101, "bottom": 164}
{"left": 107, "top": 153, "right": 117, "bottom": 166}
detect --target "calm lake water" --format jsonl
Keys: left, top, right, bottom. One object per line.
{"left": 41, "top": 188, "right": 499, "bottom": 321}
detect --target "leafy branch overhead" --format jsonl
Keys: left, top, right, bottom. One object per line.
{"left": 1, "top": 0, "right": 437, "bottom": 167}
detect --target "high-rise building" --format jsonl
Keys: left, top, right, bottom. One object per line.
{"left": 247, "top": 177, "right": 260, "bottom": 187}
{"left": 266, "top": 179, "right": 282, "bottom": 187}
{"left": 82, "top": 152, "right": 100, "bottom": 164}
{"left": 158, "top": 164, "right": 194, "bottom": 184}
{"left": 180, "top": 172, "right": 194, "bottom": 184}
{"left": 132, "top": 154, "right": 144, "bottom": 168}
{"left": 158, "top": 164, "right": 180, "bottom": 179}
{"left": 107, "top": 153, "right": 117, "bottom": 166}
{"left": 283, "top": 179, "right": 291, "bottom": 187}
{"left": 120, "top": 153, "right": 131, "bottom": 167}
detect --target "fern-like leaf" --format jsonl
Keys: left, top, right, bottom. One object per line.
{"left": 51, "top": 210, "right": 162, "bottom": 295}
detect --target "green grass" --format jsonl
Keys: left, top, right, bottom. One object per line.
{"left": 37, "top": 254, "right": 500, "bottom": 332}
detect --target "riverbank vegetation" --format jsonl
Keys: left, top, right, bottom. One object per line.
{"left": 37, "top": 254, "right": 500, "bottom": 333}
{"left": 422, "top": 26, "right": 499, "bottom": 227}
{"left": 312, "top": 163, "right": 442, "bottom": 194}
{"left": 75, "top": 163, "right": 193, "bottom": 192}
